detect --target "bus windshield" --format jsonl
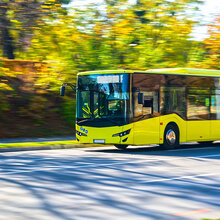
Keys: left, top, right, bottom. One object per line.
{"left": 77, "top": 73, "right": 130, "bottom": 127}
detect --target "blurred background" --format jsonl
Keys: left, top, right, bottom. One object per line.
{"left": 0, "top": 0, "right": 219, "bottom": 139}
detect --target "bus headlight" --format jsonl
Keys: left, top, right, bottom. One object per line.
{"left": 76, "top": 130, "right": 87, "bottom": 136}
{"left": 112, "top": 129, "right": 131, "bottom": 137}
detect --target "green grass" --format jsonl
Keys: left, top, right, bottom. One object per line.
{"left": 0, "top": 140, "right": 79, "bottom": 148}
{"left": 0, "top": 140, "right": 107, "bottom": 149}
{"left": 202, "top": 219, "right": 220, "bottom": 220}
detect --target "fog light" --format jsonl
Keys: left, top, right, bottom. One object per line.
{"left": 122, "top": 137, "right": 128, "bottom": 142}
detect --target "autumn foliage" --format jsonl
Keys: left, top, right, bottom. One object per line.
{"left": 0, "top": 0, "right": 219, "bottom": 138}
{"left": 204, "top": 16, "right": 220, "bottom": 69}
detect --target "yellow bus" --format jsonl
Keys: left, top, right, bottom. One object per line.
{"left": 61, "top": 68, "right": 220, "bottom": 149}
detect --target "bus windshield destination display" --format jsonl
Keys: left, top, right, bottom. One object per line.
{"left": 97, "top": 75, "right": 123, "bottom": 84}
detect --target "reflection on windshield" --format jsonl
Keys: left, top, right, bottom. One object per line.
{"left": 77, "top": 73, "right": 130, "bottom": 126}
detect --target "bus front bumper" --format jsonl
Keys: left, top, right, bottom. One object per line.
{"left": 75, "top": 125, "right": 133, "bottom": 145}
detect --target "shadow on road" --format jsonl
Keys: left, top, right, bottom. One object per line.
{"left": 0, "top": 147, "right": 219, "bottom": 219}
{"left": 86, "top": 142, "right": 220, "bottom": 157}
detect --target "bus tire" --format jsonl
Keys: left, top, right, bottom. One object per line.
{"left": 160, "top": 124, "right": 179, "bottom": 149}
{"left": 114, "top": 144, "right": 128, "bottom": 150}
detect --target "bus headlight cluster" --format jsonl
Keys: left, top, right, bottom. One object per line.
{"left": 112, "top": 129, "right": 131, "bottom": 137}
{"left": 76, "top": 130, "right": 87, "bottom": 136}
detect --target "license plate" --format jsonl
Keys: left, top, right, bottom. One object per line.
{"left": 93, "top": 139, "right": 105, "bottom": 144}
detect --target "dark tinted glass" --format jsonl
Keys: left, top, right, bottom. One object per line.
{"left": 160, "top": 87, "right": 186, "bottom": 119}
{"left": 187, "top": 94, "right": 210, "bottom": 120}
{"left": 211, "top": 95, "right": 220, "bottom": 120}
{"left": 77, "top": 73, "right": 130, "bottom": 127}
{"left": 133, "top": 73, "right": 161, "bottom": 91}
{"left": 132, "top": 73, "right": 219, "bottom": 121}
{"left": 187, "top": 76, "right": 213, "bottom": 87}
{"left": 188, "top": 87, "right": 210, "bottom": 95}
{"left": 160, "top": 75, "right": 186, "bottom": 87}
{"left": 133, "top": 74, "right": 160, "bottom": 121}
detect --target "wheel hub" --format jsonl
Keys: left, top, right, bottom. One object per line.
{"left": 166, "top": 129, "right": 176, "bottom": 145}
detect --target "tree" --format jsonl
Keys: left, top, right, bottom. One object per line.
{"left": 0, "top": 2, "right": 15, "bottom": 59}
{"left": 76, "top": 0, "right": 204, "bottom": 69}
{"left": 0, "top": 0, "right": 71, "bottom": 59}
{"left": 203, "top": 16, "right": 220, "bottom": 69}
{"left": 21, "top": 0, "right": 205, "bottom": 70}
{"left": 126, "top": 0, "right": 204, "bottom": 68}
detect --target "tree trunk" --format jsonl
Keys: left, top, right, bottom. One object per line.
{"left": 0, "top": 3, "right": 15, "bottom": 59}
{"left": 1, "top": 26, "right": 15, "bottom": 59}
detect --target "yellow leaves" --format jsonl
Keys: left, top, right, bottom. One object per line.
{"left": 10, "top": 19, "right": 20, "bottom": 24}
{"left": 113, "top": 20, "right": 134, "bottom": 36}
{"left": 0, "top": 83, "right": 13, "bottom": 91}
{"left": 15, "top": 0, "right": 25, "bottom": 3}
{"left": 107, "top": 13, "right": 116, "bottom": 19}
{"left": 157, "top": 40, "right": 165, "bottom": 44}
{"left": 168, "top": 62, "right": 178, "bottom": 68}
{"left": 41, "top": 4, "right": 51, "bottom": 9}
{"left": 0, "top": 67, "right": 20, "bottom": 78}
{"left": 203, "top": 15, "right": 220, "bottom": 68}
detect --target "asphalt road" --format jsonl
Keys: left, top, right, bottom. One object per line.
{"left": 0, "top": 144, "right": 220, "bottom": 220}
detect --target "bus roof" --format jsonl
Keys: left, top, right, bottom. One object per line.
{"left": 78, "top": 68, "right": 220, "bottom": 77}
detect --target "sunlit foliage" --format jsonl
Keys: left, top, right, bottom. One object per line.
{"left": 203, "top": 16, "right": 220, "bottom": 69}
{"left": 0, "top": 0, "right": 219, "bottom": 137}
{"left": 0, "top": 0, "right": 71, "bottom": 59}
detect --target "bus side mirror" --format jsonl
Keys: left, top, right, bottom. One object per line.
{"left": 60, "top": 86, "right": 65, "bottom": 96}
{"left": 138, "top": 93, "right": 144, "bottom": 104}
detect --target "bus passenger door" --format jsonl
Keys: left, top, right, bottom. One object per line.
{"left": 210, "top": 94, "right": 220, "bottom": 140}
{"left": 186, "top": 94, "right": 210, "bottom": 142}
{"left": 133, "top": 91, "right": 160, "bottom": 145}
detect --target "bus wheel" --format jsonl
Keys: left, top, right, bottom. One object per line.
{"left": 160, "top": 124, "right": 179, "bottom": 149}
{"left": 114, "top": 145, "right": 128, "bottom": 150}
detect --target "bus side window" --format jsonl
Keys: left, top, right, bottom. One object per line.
{"left": 211, "top": 94, "right": 220, "bottom": 120}
{"left": 187, "top": 88, "right": 211, "bottom": 120}
{"left": 187, "top": 95, "right": 209, "bottom": 120}
{"left": 132, "top": 73, "right": 161, "bottom": 121}
{"left": 133, "top": 91, "right": 159, "bottom": 120}
{"left": 143, "top": 96, "right": 153, "bottom": 115}
{"left": 160, "top": 87, "right": 186, "bottom": 119}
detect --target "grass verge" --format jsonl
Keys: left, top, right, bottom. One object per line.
{"left": 0, "top": 140, "right": 79, "bottom": 148}
{"left": 0, "top": 140, "right": 107, "bottom": 149}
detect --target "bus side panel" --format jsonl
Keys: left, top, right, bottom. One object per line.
{"left": 120, "top": 123, "right": 134, "bottom": 145}
{"left": 159, "top": 114, "right": 187, "bottom": 144}
{"left": 210, "top": 120, "right": 220, "bottom": 141}
{"left": 133, "top": 117, "right": 159, "bottom": 145}
{"left": 186, "top": 121, "right": 210, "bottom": 142}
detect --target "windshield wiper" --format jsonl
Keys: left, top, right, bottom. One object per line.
{"left": 77, "top": 118, "right": 95, "bottom": 124}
